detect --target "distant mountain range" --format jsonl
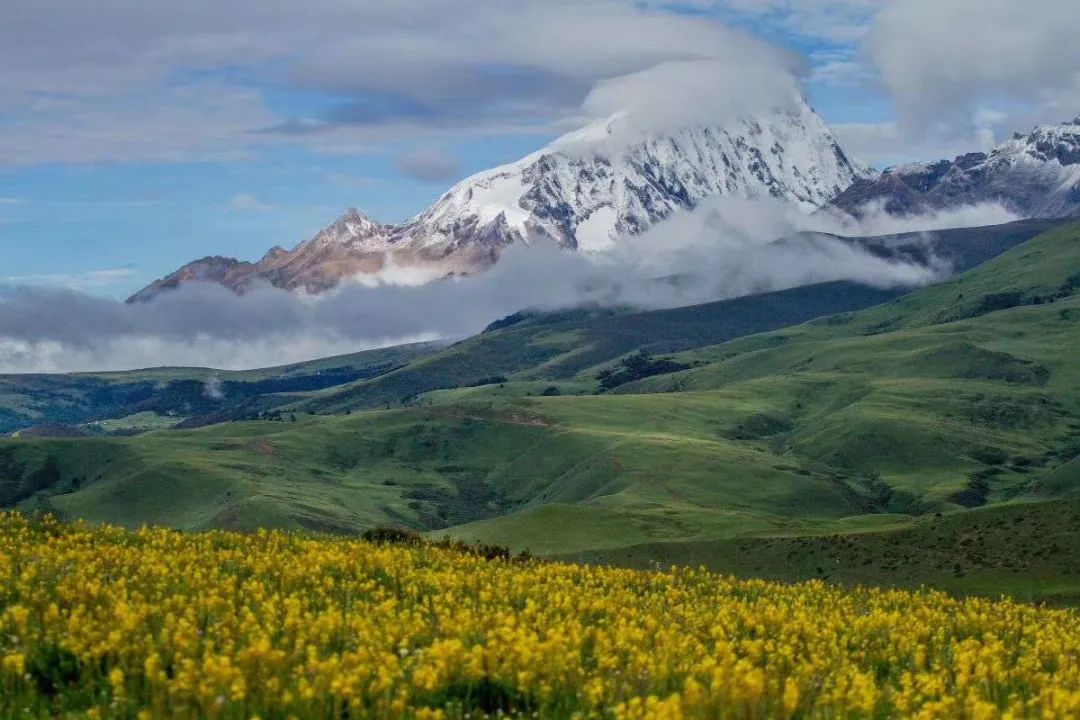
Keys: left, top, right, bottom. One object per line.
{"left": 130, "top": 110, "right": 1080, "bottom": 303}
{"left": 831, "top": 117, "right": 1080, "bottom": 218}
{"left": 129, "top": 97, "right": 868, "bottom": 301}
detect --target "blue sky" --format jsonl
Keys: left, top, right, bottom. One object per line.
{"left": 0, "top": 0, "right": 1075, "bottom": 299}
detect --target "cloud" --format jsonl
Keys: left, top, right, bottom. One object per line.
{"left": 579, "top": 57, "right": 802, "bottom": 139}
{"left": 203, "top": 375, "right": 225, "bottom": 400}
{"left": 395, "top": 147, "right": 462, "bottom": 183}
{"left": 0, "top": 194, "right": 1008, "bottom": 373}
{"left": 693, "top": 0, "right": 1080, "bottom": 158}
{"left": 1, "top": 268, "right": 139, "bottom": 292}
{"left": 0, "top": 1, "right": 810, "bottom": 165}
{"left": 822, "top": 202, "right": 1019, "bottom": 238}
{"left": 1, "top": 0, "right": 1073, "bottom": 170}
{"left": 830, "top": 121, "right": 1004, "bottom": 169}
{"left": 706, "top": 0, "right": 878, "bottom": 44}
{"left": 863, "top": 0, "right": 1080, "bottom": 131}
{"left": 0, "top": 198, "right": 26, "bottom": 205}
{"left": 0, "top": 82, "right": 274, "bottom": 165}
{"left": 613, "top": 195, "right": 1015, "bottom": 295}
{"left": 808, "top": 50, "right": 871, "bottom": 87}
{"left": 229, "top": 193, "right": 276, "bottom": 212}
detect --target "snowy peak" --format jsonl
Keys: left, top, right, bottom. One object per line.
{"left": 404, "top": 95, "right": 869, "bottom": 254}
{"left": 304, "top": 208, "right": 393, "bottom": 251}
{"left": 1001, "top": 119, "right": 1080, "bottom": 166}
{"left": 832, "top": 115, "right": 1080, "bottom": 219}
{"left": 131, "top": 98, "right": 869, "bottom": 301}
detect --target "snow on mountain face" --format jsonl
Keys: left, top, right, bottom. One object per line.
{"left": 831, "top": 117, "right": 1080, "bottom": 219}
{"left": 407, "top": 96, "right": 867, "bottom": 254}
{"left": 130, "top": 97, "right": 869, "bottom": 301}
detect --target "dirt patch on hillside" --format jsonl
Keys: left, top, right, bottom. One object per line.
{"left": 250, "top": 440, "right": 275, "bottom": 456}
{"left": 506, "top": 413, "right": 551, "bottom": 428}
{"left": 429, "top": 408, "right": 552, "bottom": 428}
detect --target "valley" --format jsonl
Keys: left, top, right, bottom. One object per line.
{"left": 2, "top": 220, "right": 1078, "bottom": 602}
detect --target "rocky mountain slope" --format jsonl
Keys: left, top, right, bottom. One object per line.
{"left": 130, "top": 97, "right": 868, "bottom": 301}
{"left": 832, "top": 117, "right": 1080, "bottom": 218}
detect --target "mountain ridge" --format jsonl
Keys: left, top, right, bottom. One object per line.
{"left": 130, "top": 97, "right": 869, "bottom": 301}
{"left": 832, "top": 116, "right": 1080, "bottom": 218}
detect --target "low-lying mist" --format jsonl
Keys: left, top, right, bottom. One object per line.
{"left": 0, "top": 199, "right": 1016, "bottom": 373}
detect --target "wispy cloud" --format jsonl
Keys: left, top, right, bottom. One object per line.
{"left": 0, "top": 0, "right": 1073, "bottom": 171}
{"left": 2, "top": 267, "right": 139, "bottom": 292}
{"left": 808, "top": 50, "right": 871, "bottom": 87}
{"left": 228, "top": 193, "right": 276, "bottom": 212}
{"left": 394, "top": 147, "right": 462, "bottom": 183}
{"left": 832, "top": 119, "right": 1009, "bottom": 169}
{"left": 0, "top": 1, "right": 804, "bottom": 165}
{"left": 714, "top": 0, "right": 879, "bottom": 44}
{"left": 0, "top": 81, "right": 272, "bottom": 165}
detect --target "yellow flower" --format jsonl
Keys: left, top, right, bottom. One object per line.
{"left": 782, "top": 677, "right": 800, "bottom": 716}
{"left": 0, "top": 510, "right": 1078, "bottom": 719}
{"left": 109, "top": 667, "right": 125, "bottom": 692}
{"left": 1, "top": 653, "right": 25, "bottom": 676}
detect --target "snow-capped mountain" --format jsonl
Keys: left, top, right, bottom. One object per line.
{"left": 130, "top": 96, "right": 869, "bottom": 301}
{"left": 831, "top": 117, "right": 1080, "bottom": 218}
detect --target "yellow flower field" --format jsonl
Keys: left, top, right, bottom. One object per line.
{"left": 1, "top": 513, "right": 1079, "bottom": 719}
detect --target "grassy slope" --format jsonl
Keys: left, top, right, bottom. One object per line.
{"left": 561, "top": 499, "right": 1080, "bottom": 605}
{"left": 294, "top": 282, "right": 907, "bottom": 414}
{"left": 3, "top": 399, "right": 864, "bottom": 539}
{"left": 624, "top": 223, "right": 1080, "bottom": 473}
{"left": 435, "top": 224, "right": 1080, "bottom": 558}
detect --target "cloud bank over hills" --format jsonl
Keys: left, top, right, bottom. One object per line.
{"left": 0, "top": 198, "right": 1012, "bottom": 373}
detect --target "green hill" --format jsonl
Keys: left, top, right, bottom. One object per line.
{"left": 562, "top": 498, "right": 1080, "bottom": 605}
{"left": 438, "top": 223, "right": 1080, "bottom": 544}
{"left": 291, "top": 220, "right": 1067, "bottom": 413}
